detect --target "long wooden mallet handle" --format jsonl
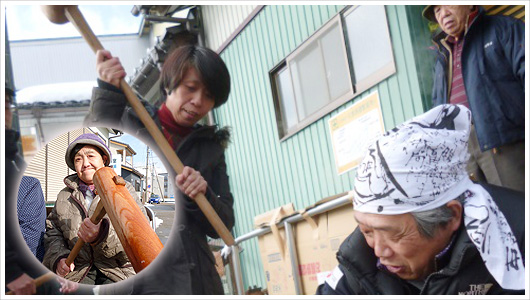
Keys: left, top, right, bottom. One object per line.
{"left": 42, "top": 5, "right": 235, "bottom": 246}
{"left": 6, "top": 273, "right": 57, "bottom": 295}
{"left": 65, "top": 200, "right": 107, "bottom": 266}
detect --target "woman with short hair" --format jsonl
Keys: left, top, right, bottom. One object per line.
{"left": 86, "top": 44, "right": 235, "bottom": 295}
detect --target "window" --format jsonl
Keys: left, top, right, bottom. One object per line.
{"left": 343, "top": 5, "right": 395, "bottom": 92}
{"left": 271, "top": 5, "right": 395, "bottom": 140}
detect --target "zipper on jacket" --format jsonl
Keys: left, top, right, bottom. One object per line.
{"left": 437, "top": 8, "right": 481, "bottom": 106}
{"left": 439, "top": 38, "right": 453, "bottom": 101}
{"left": 64, "top": 176, "right": 95, "bottom": 282}
{"left": 336, "top": 254, "right": 380, "bottom": 294}
{"left": 419, "top": 244, "right": 472, "bottom": 295}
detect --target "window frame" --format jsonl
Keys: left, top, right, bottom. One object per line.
{"left": 270, "top": 5, "right": 396, "bottom": 141}
{"left": 342, "top": 5, "right": 396, "bottom": 95}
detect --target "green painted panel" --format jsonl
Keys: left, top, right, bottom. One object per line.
{"left": 213, "top": 4, "right": 430, "bottom": 291}
{"left": 406, "top": 5, "right": 436, "bottom": 111}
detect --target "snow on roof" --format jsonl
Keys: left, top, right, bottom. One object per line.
{"left": 16, "top": 81, "right": 97, "bottom": 104}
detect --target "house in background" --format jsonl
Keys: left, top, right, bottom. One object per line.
{"left": 158, "top": 172, "right": 175, "bottom": 199}
{"left": 16, "top": 81, "right": 93, "bottom": 158}
{"left": 109, "top": 139, "right": 144, "bottom": 198}
{"left": 10, "top": 33, "right": 151, "bottom": 157}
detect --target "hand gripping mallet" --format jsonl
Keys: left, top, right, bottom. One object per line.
{"left": 40, "top": 5, "right": 236, "bottom": 247}
{"left": 6, "top": 273, "right": 57, "bottom": 295}
{"left": 6, "top": 171, "right": 162, "bottom": 295}
{"left": 7, "top": 199, "right": 105, "bottom": 295}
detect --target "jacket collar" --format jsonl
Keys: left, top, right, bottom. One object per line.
{"left": 63, "top": 174, "right": 90, "bottom": 218}
{"left": 64, "top": 173, "right": 81, "bottom": 191}
{"left": 175, "top": 124, "right": 231, "bottom": 153}
{"left": 435, "top": 222, "right": 477, "bottom": 276}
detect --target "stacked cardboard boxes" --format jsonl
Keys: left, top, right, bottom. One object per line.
{"left": 255, "top": 203, "right": 297, "bottom": 294}
{"left": 255, "top": 197, "right": 358, "bottom": 295}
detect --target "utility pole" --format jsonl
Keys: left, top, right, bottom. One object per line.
{"left": 143, "top": 146, "right": 149, "bottom": 204}
{"left": 151, "top": 156, "right": 165, "bottom": 203}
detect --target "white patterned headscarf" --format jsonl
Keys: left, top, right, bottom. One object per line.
{"left": 353, "top": 104, "right": 524, "bottom": 290}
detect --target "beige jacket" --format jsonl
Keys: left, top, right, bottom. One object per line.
{"left": 43, "top": 174, "right": 148, "bottom": 283}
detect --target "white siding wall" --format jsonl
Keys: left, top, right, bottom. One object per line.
{"left": 202, "top": 5, "right": 258, "bottom": 51}
{"left": 10, "top": 34, "right": 150, "bottom": 90}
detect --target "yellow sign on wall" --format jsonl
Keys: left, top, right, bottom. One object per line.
{"left": 328, "top": 91, "right": 385, "bottom": 175}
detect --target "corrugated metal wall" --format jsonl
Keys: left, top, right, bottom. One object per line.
{"left": 202, "top": 5, "right": 258, "bottom": 51}
{"left": 212, "top": 5, "right": 429, "bottom": 289}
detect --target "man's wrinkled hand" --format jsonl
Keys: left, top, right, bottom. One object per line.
{"left": 56, "top": 258, "right": 75, "bottom": 277}
{"left": 78, "top": 217, "right": 101, "bottom": 243}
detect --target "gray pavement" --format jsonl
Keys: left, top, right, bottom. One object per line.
{"left": 146, "top": 198, "right": 175, "bottom": 245}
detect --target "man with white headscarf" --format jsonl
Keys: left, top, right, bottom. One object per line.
{"left": 316, "top": 104, "right": 525, "bottom": 295}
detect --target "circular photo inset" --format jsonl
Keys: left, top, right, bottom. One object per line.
{"left": 17, "top": 127, "right": 173, "bottom": 295}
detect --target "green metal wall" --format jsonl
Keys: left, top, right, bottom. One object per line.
{"left": 214, "top": 5, "right": 431, "bottom": 290}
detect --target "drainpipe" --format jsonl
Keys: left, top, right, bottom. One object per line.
{"left": 31, "top": 107, "right": 46, "bottom": 146}
{"left": 108, "top": 131, "right": 124, "bottom": 147}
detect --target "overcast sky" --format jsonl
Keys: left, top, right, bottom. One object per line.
{"left": 5, "top": 4, "right": 142, "bottom": 41}
{"left": 115, "top": 133, "right": 168, "bottom": 176}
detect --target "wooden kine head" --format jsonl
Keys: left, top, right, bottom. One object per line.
{"left": 41, "top": 5, "right": 76, "bottom": 24}
{"left": 93, "top": 167, "right": 163, "bottom": 272}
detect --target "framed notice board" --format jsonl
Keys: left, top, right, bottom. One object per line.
{"left": 328, "top": 91, "right": 385, "bottom": 175}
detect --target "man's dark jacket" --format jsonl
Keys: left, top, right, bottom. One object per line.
{"left": 86, "top": 85, "right": 235, "bottom": 295}
{"left": 316, "top": 183, "right": 525, "bottom": 295}
{"left": 431, "top": 7, "right": 525, "bottom": 151}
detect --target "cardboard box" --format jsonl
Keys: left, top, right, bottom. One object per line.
{"left": 295, "top": 202, "right": 357, "bottom": 294}
{"left": 255, "top": 199, "right": 357, "bottom": 295}
{"left": 257, "top": 226, "right": 296, "bottom": 294}
{"left": 255, "top": 204, "right": 297, "bottom": 295}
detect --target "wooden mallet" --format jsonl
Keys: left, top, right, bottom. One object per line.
{"left": 40, "top": 5, "right": 235, "bottom": 246}
{"left": 65, "top": 169, "right": 162, "bottom": 272}
{"left": 92, "top": 167, "right": 163, "bottom": 272}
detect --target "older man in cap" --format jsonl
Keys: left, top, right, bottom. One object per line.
{"left": 316, "top": 104, "right": 525, "bottom": 295}
{"left": 423, "top": 5, "right": 525, "bottom": 192}
{"left": 43, "top": 133, "right": 147, "bottom": 285}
